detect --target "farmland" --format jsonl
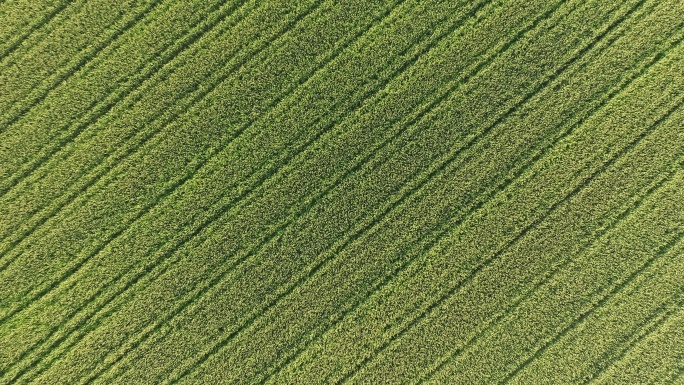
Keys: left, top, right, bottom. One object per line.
{"left": 0, "top": 0, "right": 683, "bottom": 383}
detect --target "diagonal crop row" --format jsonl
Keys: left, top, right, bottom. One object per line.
{"left": 417, "top": 99, "right": 684, "bottom": 385}
{"left": 144, "top": 2, "right": 684, "bottom": 380}
{"left": 544, "top": 269, "right": 684, "bottom": 385}
{"left": 0, "top": 0, "right": 424, "bottom": 348}
{"left": 82, "top": 0, "right": 596, "bottom": 383}
{"left": 260, "top": 21, "right": 684, "bottom": 384}
{"left": 263, "top": 1, "right": 671, "bottom": 382}
{"left": 0, "top": 0, "right": 396, "bottom": 372}
{"left": 6, "top": 0, "right": 512, "bottom": 380}
{"left": 420, "top": 156, "right": 684, "bottom": 385}
{"left": 356, "top": 67, "right": 684, "bottom": 384}
{"left": 2, "top": 0, "right": 682, "bottom": 383}
{"left": 0, "top": 0, "right": 167, "bottom": 130}
{"left": 97, "top": 0, "right": 672, "bottom": 380}
{"left": 0, "top": 0, "right": 254, "bottom": 200}
{"left": 0, "top": 0, "right": 316, "bottom": 254}
{"left": 333, "top": 62, "right": 684, "bottom": 385}
{"left": 9, "top": 0, "right": 584, "bottom": 380}
{"left": 496, "top": 229, "right": 684, "bottom": 385}
{"left": 416, "top": 148, "right": 679, "bottom": 380}
{"left": 591, "top": 304, "right": 684, "bottom": 385}
{"left": 0, "top": 0, "right": 73, "bottom": 63}
{"left": 0, "top": 0, "right": 444, "bottom": 378}
{"left": 2, "top": 0, "right": 683, "bottom": 384}
{"left": 0, "top": 0, "right": 502, "bottom": 344}
{"left": 421, "top": 170, "right": 684, "bottom": 383}
{"left": 414, "top": 162, "right": 684, "bottom": 385}
{"left": 260, "top": 1, "right": 680, "bottom": 380}
{"left": 0, "top": 0, "right": 329, "bottom": 280}
{"left": 587, "top": 303, "right": 681, "bottom": 385}
{"left": 595, "top": 304, "right": 684, "bottom": 384}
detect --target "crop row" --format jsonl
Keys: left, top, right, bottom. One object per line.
{"left": 593, "top": 303, "right": 684, "bottom": 384}
{"left": 0, "top": 0, "right": 71, "bottom": 61}
{"left": 510, "top": 236, "right": 684, "bottom": 384}
{"left": 4, "top": 0, "right": 680, "bottom": 380}
{"left": 0, "top": 0, "right": 250, "bottom": 198}
{"left": 1, "top": 0, "right": 584, "bottom": 380}
{"left": 0, "top": 0, "right": 457, "bottom": 379}
{"left": 1, "top": 0, "right": 682, "bottom": 383}
{"left": 225, "top": 32, "right": 684, "bottom": 385}
{"left": 0, "top": 0, "right": 164, "bottom": 128}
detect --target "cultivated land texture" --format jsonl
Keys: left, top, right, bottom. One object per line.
{"left": 0, "top": 0, "right": 683, "bottom": 383}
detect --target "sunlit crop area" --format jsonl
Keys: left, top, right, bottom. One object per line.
{"left": 0, "top": 0, "right": 682, "bottom": 383}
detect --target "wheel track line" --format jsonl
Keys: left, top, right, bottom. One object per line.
{"left": 0, "top": 0, "right": 167, "bottom": 132}
{"left": 6, "top": 0, "right": 414, "bottom": 382}
{"left": 10, "top": 0, "right": 416, "bottom": 361}
{"left": 0, "top": 0, "right": 82, "bottom": 70}
{"left": 0, "top": 0, "right": 325, "bottom": 274}
{"left": 78, "top": 0, "right": 507, "bottom": 383}
{"left": 502, "top": 230, "right": 684, "bottom": 385}
{"left": 0, "top": 0, "right": 482, "bottom": 274}
{"left": 0, "top": 0, "right": 276, "bottom": 260}
{"left": 4, "top": 0, "right": 608, "bottom": 378}
{"left": 0, "top": 0, "right": 158, "bottom": 134}
{"left": 0, "top": 0, "right": 98, "bottom": 118}
{"left": 2, "top": 0, "right": 331, "bottom": 378}
{"left": 0, "top": 0, "right": 250, "bottom": 198}
{"left": 346, "top": 85, "right": 679, "bottom": 385}
{"left": 252, "top": 3, "right": 677, "bottom": 383}
{"left": 261, "top": 2, "right": 654, "bottom": 381}
{"left": 431, "top": 164, "right": 684, "bottom": 385}
{"left": 152, "top": 1, "right": 617, "bottom": 383}
{"left": 352, "top": 24, "right": 681, "bottom": 384}
{"left": 0, "top": 0, "right": 336, "bottom": 376}
{"left": 437, "top": 100, "right": 684, "bottom": 385}
{"left": 91, "top": 0, "right": 566, "bottom": 382}
{"left": 2, "top": 0, "right": 656, "bottom": 380}
{"left": 10, "top": 0, "right": 477, "bottom": 352}
{"left": 417, "top": 156, "right": 684, "bottom": 384}
{"left": 0, "top": 0, "right": 249, "bottom": 252}
{"left": 322, "top": 3, "right": 654, "bottom": 383}
{"left": 0, "top": 0, "right": 74, "bottom": 63}
{"left": 586, "top": 295, "right": 684, "bottom": 385}
{"left": 500, "top": 168, "right": 684, "bottom": 384}
{"left": 5, "top": 0, "right": 408, "bottom": 351}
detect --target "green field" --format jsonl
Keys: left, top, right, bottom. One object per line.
{"left": 0, "top": 0, "right": 683, "bottom": 383}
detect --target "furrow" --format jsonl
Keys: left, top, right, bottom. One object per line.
{"left": 422, "top": 167, "right": 684, "bottom": 385}
{"left": 267, "top": 0, "right": 654, "bottom": 380}
{"left": 124, "top": 1, "right": 680, "bottom": 382}
{"left": 0, "top": 0, "right": 325, "bottom": 276}
{"left": 272, "top": 13, "right": 684, "bottom": 380}
{"left": 0, "top": 0, "right": 428, "bottom": 380}
{"left": 419, "top": 156, "right": 684, "bottom": 384}
{"left": 497, "top": 103, "right": 684, "bottom": 384}
{"left": 18, "top": 0, "right": 576, "bottom": 380}
{"left": 416, "top": 159, "right": 682, "bottom": 385}
{"left": 0, "top": 0, "right": 249, "bottom": 199}
{"left": 582, "top": 302, "right": 681, "bottom": 384}
{"left": 73, "top": 1, "right": 509, "bottom": 383}
{"left": 0, "top": 0, "right": 164, "bottom": 131}
{"left": 354, "top": 86, "right": 684, "bottom": 385}
{"left": 109, "top": 0, "right": 584, "bottom": 380}
{"left": 0, "top": 0, "right": 73, "bottom": 62}
{"left": 502, "top": 234, "right": 684, "bottom": 384}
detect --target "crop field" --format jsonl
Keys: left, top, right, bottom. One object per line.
{"left": 0, "top": 0, "right": 683, "bottom": 383}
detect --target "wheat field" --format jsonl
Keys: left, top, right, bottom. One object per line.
{"left": 0, "top": 0, "right": 683, "bottom": 383}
